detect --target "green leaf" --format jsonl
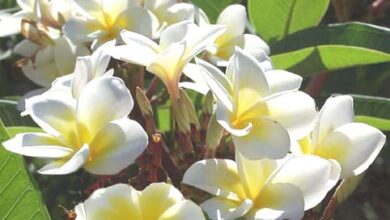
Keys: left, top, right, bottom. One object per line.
{"left": 0, "top": 121, "right": 51, "bottom": 219}
{"left": 349, "top": 94, "right": 390, "bottom": 131}
{"left": 156, "top": 104, "right": 172, "bottom": 133}
{"left": 270, "top": 22, "right": 390, "bottom": 76}
{"left": 355, "top": 116, "right": 390, "bottom": 131}
{"left": 0, "top": 99, "right": 35, "bottom": 126}
{"left": 248, "top": 0, "right": 330, "bottom": 42}
{"left": 191, "top": 0, "right": 242, "bottom": 23}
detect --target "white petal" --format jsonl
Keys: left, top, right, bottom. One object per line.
{"left": 90, "top": 40, "right": 115, "bottom": 77}
{"left": 54, "top": 36, "right": 86, "bottom": 76}
{"left": 77, "top": 183, "right": 142, "bottom": 220}
{"left": 25, "top": 93, "right": 78, "bottom": 146}
{"left": 201, "top": 198, "right": 252, "bottom": 220}
{"left": 159, "top": 20, "right": 193, "bottom": 49}
{"left": 196, "top": 58, "right": 233, "bottom": 111}
{"left": 71, "top": 57, "right": 93, "bottom": 98}
{"left": 250, "top": 183, "right": 304, "bottom": 220}
{"left": 314, "top": 95, "right": 354, "bottom": 144}
{"left": 76, "top": 77, "right": 133, "bottom": 141}
{"left": 84, "top": 118, "right": 148, "bottom": 175}
{"left": 0, "top": 14, "right": 22, "bottom": 37}
{"left": 163, "top": 3, "right": 195, "bottom": 26}
{"left": 316, "top": 123, "right": 386, "bottom": 179}
{"left": 215, "top": 101, "right": 252, "bottom": 137}
{"left": 38, "top": 144, "right": 89, "bottom": 175}
{"left": 243, "top": 34, "right": 270, "bottom": 57}
{"left": 159, "top": 200, "right": 205, "bottom": 220}
{"left": 264, "top": 91, "right": 317, "bottom": 139}
{"left": 110, "top": 30, "right": 159, "bottom": 66}
{"left": 234, "top": 118, "right": 290, "bottom": 160}
{"left": 183, "top": 159, "right": 246, "bottom": 201}
{"left": 3, "top": 132, "right": 73, "bottom": 158}
{"left": 63, "top": 17, "right": 100, "bottom": 43}
{"left": 115, "top": 7, "right": 158, "bottom": 38}
{"left": 216, "top": 4, "right": 246, "bottom": 41}
{"left": 180, "top": 63, "right": 209, "bottom": 94}
{"left": 16, "top": 88, "right": 46, "bottom": 112}
{"left": 229, "top": 48, "right": 270, "bottom": 116}
{"left": 271, "top": 155, "right": 341, "bottom": 210}
{"left": 264, "top": 70, "right": 303, "bottom": 94}
{"left": 14, "top": 39, "right": 38, "bottom": 57}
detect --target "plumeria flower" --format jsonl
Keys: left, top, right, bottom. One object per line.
{"left": 206, "top": 4, "right": 270, "bottom": 67}
{"left": 0, "top": 0, "right": 73, "bottom": 37}
{"left": 183, "top": 153, "right": 340, "bottom": 220}
{"left": 197, "top": 48, "right": 316, "bottom": 159}
{"left": 3, "top": 76, "right": 148, "bottom": 175}
{"left": 63, "top": 0, "right": 158, "bottom": 49}
{"left": 109, "top": 20, "right": 225, "bottom": 101}
{"left": 49, "top": 40, "right": 116, "bottom": 99}
{"left": 74, "top": 183, "right": 205, "bottom": 220}
{"left": 292, "top": 95, "right": 386, "bottom": 179}
{"left": 15, "top": 35, "right": 89, "bottom": 88}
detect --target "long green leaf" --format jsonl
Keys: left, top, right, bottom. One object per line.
{"left": 0, "top": 99, "right": 35, "bottom": 126}
{"left": 350, "top": 94, "right": 390, "bottom": 131}
{"left": 190, "top": 0, "right": 241, "bottom": 23}
{"left": 270, "top": 22, "right": 390, "bottom": 76}
{"left": 248, "top": 0, "right": 329, "bottom": 42}
{"left": 0, "top": 121, "right": 50, "bottom": 219}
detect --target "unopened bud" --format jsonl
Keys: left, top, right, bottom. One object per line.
{"left": 203, "top": 91, "right": 214, "bottom": 115}
{"left": 135, "top": 87, "right": 153, "bottom": 117}
{"left": 179, "top": 89, "right": 200, "bottom": 129}
{"left": 206, "top": 113, "right": 223, "bottom": 149}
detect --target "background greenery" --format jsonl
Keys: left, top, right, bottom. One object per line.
{"left": 0, "top": 0, "right": 390, "bottom": 219}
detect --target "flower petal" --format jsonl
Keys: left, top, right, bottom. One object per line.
{"left": 201, "top": 198, "right": 252, "bottom": 220}
{"left": 0, "top": 14, "right": 22, "bottom": 37}
{"left": 54, "top": 36, "right": 89, "bottom": 76}
{"left": 236, "top": 152, "right": 278, "bottom": 200}
{"left": 110, "top": 30, "right": 159, "bottom": 66}
{"left": 316, "top": 123, "right": 386, "bottom": 179}
{"left": 3, "top": 132, "right": 73, "bottom": 158}
{"left": 164, "top": 3, "right": 195, "bottom": 26}
{"left": 115, "top": 7, "right": 158, "bottom": 38}
{"left": 63, "top": 17, "right": 101, "bottom": 43}
{"left": 243, "top": 34, "right": 270, "bottom": 58}
{"left": 183, "top": 159, "right": 246, "bottom": 201}
{"left": 25, "top": 92, "right": 78, "bottom": 146}
{"left": 250, "top": 183, "right": 304, "bottom": 220}
{"left": 196, "top": 58, "right": 233, "bottom": 111}
{"left": 75, "top": 183, "right": 142, "bottom": 220}
{"left": 76, "top": 76, "right": 133, "bottom": 142}
{"left": 264, "top": 70, "right": 303, "bottom": 94}
{"left": 159, "top": 200, "right": 206, "bottom": 220}
{"left": 271, "top": 155, "right": 341, "bottom": 210}
{"left": 215, "top": 101, "right": 253, "bottom": 137}
{"left": 84, "top": 118, "right": 148, "bottom": 175}
{"left": 140, "top": 183, "right": 184, "bottom": 220}
{"left": 180, "top": 63, "right": 209, "bottom": 94}
{"left": 216, "top": 4, "right": 246, "bottom": 42}
{"left": 14, "top": 39, "right": 38, "bottom": 57}
{"left": 264, "top": 91, "right": 317, "bottom": 139}
{"left": 313, "top": 95, "right": 354, "bottom": 144}
{"left": 234, "top": 117, "right": 290, "bottom": 160}
{"left": 229, "top": 48, "right": 271, "bottom": 117}
{"left": 38, "top": 144, "right": 89, "bottom": 175}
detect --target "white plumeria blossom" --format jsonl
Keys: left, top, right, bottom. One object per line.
{"left": 63, "top": 0, "right": 158, "bottom": 49}
{"left": 3, "top": 76, "right": 148, "bottom": 175}
{"left": 0, "top": 0, "right": 73, "bottom": 37}
{"left": 75, "top": 183, "right": 205, "bottom": 220}
{"left": 206, "top": 4, "right": 270, "bottom": 67}
{"left": 292, "top": 95, "right": 386, "bottom": 179}
{"left": 15, "top": 35, "right": 90, "bottom": 88}
{"left": 109, "top": 20, "right": 225, "bottom": 100}
{"left": 183, "top": 153, "right": 340, "bottom": 220}
{"left": 197, "top": 48, "right": 316, "bottom": 159}
{"left": 49, "top": 39, "right": 115, "bottom": 98}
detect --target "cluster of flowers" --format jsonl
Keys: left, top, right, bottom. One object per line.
{"left": 0, "top": 0, "right": 386, "bottom": 219}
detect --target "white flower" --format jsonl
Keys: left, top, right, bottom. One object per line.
{"left": 75, "top": 183, "right": 205, "bottom": 220}
{"left": 0, "top": 0, "right": 73, "bottom": 37}
{"left": 206, "top": 4, "right": 270, "bottom": 67}
{"left": 63, "top": 0, "right": 158, "bottom": 49}
{"left": 196, "top": 48, "right": 316, "bottom": 159}
{"left": 3, "top": 76, "right": 148, "bottom": 175}
{"left": 292, "top": 95, "right": 386, "bottom": 179}
{"left": 15, "top": 35, "right": 90, "bottom": 88}
{"left": 109, "top": 21, "right": 225, "bottom": 100}
{"left": 49, "top": 40, "right": 116, "bottom": 98}
{"left": 183, "top": 153, "right": 340, "bottom": 220}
